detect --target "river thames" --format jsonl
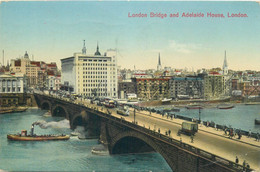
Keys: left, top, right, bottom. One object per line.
{"left": 0, "top": 104, "right": 259, "bottom": 171}
{"left": 177, "top": 104, "right": 260, "bottom": 132}
{"left": 0, "top": 108, "right": 171, "bottom": 171}
{"left": 155, "top": 104, "right": 260, "bottom": 132}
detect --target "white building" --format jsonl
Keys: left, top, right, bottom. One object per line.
{"left": 0, "top": 73, "right": 27, "bottom": 93}
{"left": 47, "top": 75, "right": 61, "bottom": 91}
{"left": 61, "top": 42, "right": 118, "bottom": 98}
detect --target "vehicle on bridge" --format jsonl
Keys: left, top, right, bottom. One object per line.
{"left": 116, "top": 105, "right": 129, "bottom": 116}
{"left": 179, "top": 121, "right": 198, "bottom": 136}
{"left": 104, "top": 100, "right": 115, "bottom": 108}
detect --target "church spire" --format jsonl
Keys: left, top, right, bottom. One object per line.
{"left": 158, "top": 53, "right": 161, "bottom": 65}
{"left": 94, "top": 42, "right": 101, "bottom": 56}
{"left": 223, "top": 50, "right": 228, "bottom": 75}
{"left": 157, "top": 53, "right": 162, "bottom": 71}
{"left": 82, "top": 40, "right": 86, "bottom": 54}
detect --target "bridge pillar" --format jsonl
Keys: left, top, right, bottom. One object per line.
{"left": 99, "top": 119, "right": 110, "bottom": 148}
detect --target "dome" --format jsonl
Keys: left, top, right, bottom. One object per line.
{"left": 24, "top": 51, "right": 29, "bottom": 59}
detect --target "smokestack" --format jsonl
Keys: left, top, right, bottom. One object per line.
{"left": 31, "top": 124, "right": 34, "bottom": 136}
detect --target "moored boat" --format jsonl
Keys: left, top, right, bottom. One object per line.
{"left": 255, "top": 119, "right": 260, "bottom": 125}
{"left": 70, "top": 131, "right": 80, "bottom": 136}
{"left": 245, "top": 102, "right": 260, "bottom": 105}
{"left": 217, "top": 104, "right": 234, "bottom": 109}
{"left": 13, "top": 107, "right": 28, "bottom": 113}
{"left": 162, "top": 107, "right": 180, "bottom": 113}
{"left": 186, "top": 104, "right": 203, "bottom": 109}
{"left": 161, "top": 98, "right": 172, "bottom": 104}
{"left": 91, "top": 149, "right": 109, "bottom": 156}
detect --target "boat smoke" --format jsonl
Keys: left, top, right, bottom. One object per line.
{"left": 74, "top": 126, "right": 85, "bottom": 133}
{"left": 33, "top": 119, "right": 70, "bottom": 129}
{"left": 72, "top": 126, "right": 88, "bottom": 138}
{"left": 43, "top": 111, "right": 51, "bottom": 117}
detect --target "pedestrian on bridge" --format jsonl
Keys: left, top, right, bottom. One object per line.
{"left": 248, "top": 130, "right": 252, "bottom": 138}
{"left": 224, "top": 128, "right": 227, "bottom": 135}
{"left": 228, "top": 128, "right": 233, "bottom": 138}
{"left": 238, "top": 132, "right": 242, "bottom": 139}
{"left": 235, "top": 156, "right": 239, "bottom": 164}
{"left": 246, "top": 164, "right": 250, "bottom": 172}
{"left": 168, "top": 129, "right": 171, "bottom": 136}
{"left": 233, "top": 128, "right": 236, "bottom": 137}
{"left": 243, "top": 160, "right": 246, "bottom": 171}
{"left": 190, "top": 135, "right": 194, "bottom": 143}
{"left": 256, "top": 133, "right": 260, "bottom": 141}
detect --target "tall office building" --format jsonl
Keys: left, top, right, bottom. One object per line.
{"left": 61, "top": 42, "right": 118, "bottom": 98}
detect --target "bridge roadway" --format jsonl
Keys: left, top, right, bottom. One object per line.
{"left": 74, "top": 98, "right": 260, "bottom": 171}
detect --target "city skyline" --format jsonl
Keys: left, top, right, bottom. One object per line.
{"left": 1, "top": 1, "right": 260, "bottom": 71}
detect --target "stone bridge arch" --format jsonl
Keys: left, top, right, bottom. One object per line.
{"left": 110, "top": 130, "right": 177, "bottom": 171}
{"left": 41, "top": 100, "right": 51, "bottom": 110}
{"left": 70, "top": 110, "right": 89, "bottom": 129}
{"left": 51, "top": 104, "right": 69, "bottom": 119}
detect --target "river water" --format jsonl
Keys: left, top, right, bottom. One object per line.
{"left": 161, "top": 104, "right": 260, "bottom": 132}
{"left": 0, "top": 108, "right": 171, "bottom": 171}
{"left": 1, "top": 105, "right": 259, "bottom": 171}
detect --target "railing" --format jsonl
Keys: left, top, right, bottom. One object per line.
{"left": 35, "top": 93, "right": 253, "bottom": 172}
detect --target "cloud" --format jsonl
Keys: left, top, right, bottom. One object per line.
{"left": 168, "top": 40, "right": 202, "bottom": 54}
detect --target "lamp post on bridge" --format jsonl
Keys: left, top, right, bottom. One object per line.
{"left": 134, "top": 108, "right": 136, "bottom": 124}
{"left": 199, "top": 107, "right": 201, "bottom": 124}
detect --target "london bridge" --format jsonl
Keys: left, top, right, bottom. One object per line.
{"left": 34, "top": 93, "right": 259, "bottom": 172}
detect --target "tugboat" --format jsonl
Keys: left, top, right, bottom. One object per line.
{"left": 7, "top": 124, "right": 70, "bottom": 141}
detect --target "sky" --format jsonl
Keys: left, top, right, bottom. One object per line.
{"left": 0, "top": 1, "right": 260, "bottom": 71}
